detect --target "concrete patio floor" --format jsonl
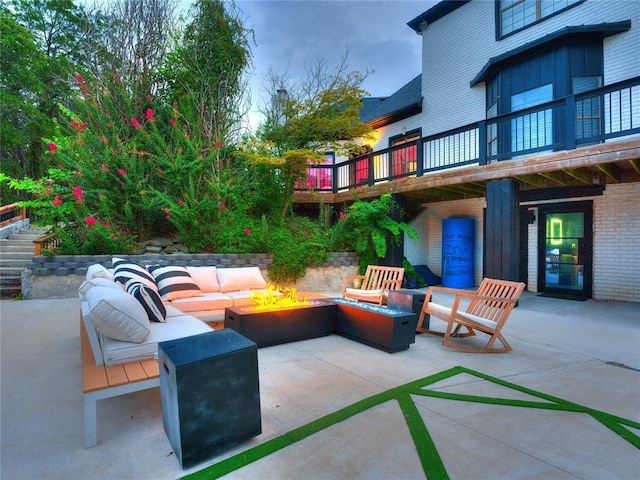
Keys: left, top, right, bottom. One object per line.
{"left": 1, "top": 292, "right": 639, "bottom": 479}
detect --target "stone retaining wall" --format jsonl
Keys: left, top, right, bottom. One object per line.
{"left": 22, "top": 252, "right": 359, "bottom": 299}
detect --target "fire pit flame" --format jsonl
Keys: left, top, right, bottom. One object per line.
{"left": 249, "top": 283, "right": 309, "bottom": 311}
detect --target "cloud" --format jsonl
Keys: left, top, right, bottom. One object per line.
{"left": 238, "top": 0, "right": 433, "bottom": 109}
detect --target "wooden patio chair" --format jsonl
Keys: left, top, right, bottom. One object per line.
{"left": 342, "top": 265, "right": 405, "bottom": 306}
{"left": 416, "top": 278, "right": 526, "bottom": 353}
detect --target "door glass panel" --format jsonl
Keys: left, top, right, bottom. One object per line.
{"left": 545, "top": 212, "right": 584, "bottom": 291}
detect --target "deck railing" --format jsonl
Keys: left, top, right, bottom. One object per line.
{"left": 33, "top": 232, "right": 59, "bottom": 256}
{"left": 0, "top": 203, "right": 26, "bottom": 228}
{"left": 296, "top": 75, "right": 640, "bottom": 193}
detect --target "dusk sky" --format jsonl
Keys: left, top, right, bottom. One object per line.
{"left": 226, "top": 0, "right": 438, "bottom": 129}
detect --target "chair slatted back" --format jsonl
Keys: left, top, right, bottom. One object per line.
{"left": 362, "top": 265, "right": 404, "bottom": 291}
{"left": 466, "top": 278, "right": 526, "bottom": 326}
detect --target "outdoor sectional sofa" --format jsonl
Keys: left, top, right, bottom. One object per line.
{"left": 81, "top": 259, "right": 276, "bottom": 367}
{"left": 80, "top": 258, "right": 282, "bottom": 447}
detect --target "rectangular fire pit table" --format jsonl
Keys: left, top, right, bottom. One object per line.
{"left": 224, "top": 301, "right": 337, "bottom": 348}
{"left": 332, "top": 298, "right": 418, "bottom": 353}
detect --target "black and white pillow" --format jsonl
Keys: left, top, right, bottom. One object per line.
{"left": 126, "top": 280, "right": 167, "bottom": 323}
{"left": 112, "top": 257, "right": 158, "bottom": 292}
{"left": 146, "top": 265, "right": 202, "bottom": 301}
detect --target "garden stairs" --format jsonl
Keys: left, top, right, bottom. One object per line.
{"left": 0, "top": 227, "right": 48, "bottom": 298}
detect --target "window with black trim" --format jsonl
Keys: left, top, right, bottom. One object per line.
{"left": 498, "top": 0, "right": 582, "bottom": 37}
{"left": 390, "top": 129, "right": 421, "bottom": 176}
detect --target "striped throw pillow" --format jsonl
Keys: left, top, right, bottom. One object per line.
{"left": 126, "top": 281, "right": 167, "bottom": 323}
{"left": 112, "top": 257, "right": 158, "bottom": 292}
{"left": 147, "top": 265, "right": 202, "bottom": 301}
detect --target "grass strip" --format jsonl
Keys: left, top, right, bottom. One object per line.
{"left": 182, "top": 365, "right": 639, "bottom": 479}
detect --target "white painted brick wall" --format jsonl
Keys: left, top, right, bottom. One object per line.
{"left": 406, "top": 197, "right": 486, "bottom": 286}
{"left": 416, "top": 0, "right": 640, "bottom": 137}
{"left": 405, "top": 185, "right": 640, "bottom": 303}
{"left": 593, "top": 182, "right": 640, "bottom": 302}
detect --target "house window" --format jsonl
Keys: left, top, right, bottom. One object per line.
{"left": 499, "top": 0, "right": 582, "bottom": 37}
{"left": 390, "top": 129, "right": 421, "bottom": 176}
{"left": 510, "top": 83, "right": 553, "bottom": 152}
{"left": 573, "top": 76, "right": 602, "bottom": 140}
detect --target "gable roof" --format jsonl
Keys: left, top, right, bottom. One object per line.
{"left": 407, "top": 0, "right": 470, "bottom": 33}
{"left": 360, "top": 74, "right": 422, "bottom": 128}
{"left": 471, "top": 21, "right": 632, "bottom": 86}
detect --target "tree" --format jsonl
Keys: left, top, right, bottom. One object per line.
{"left": 84, "top": 0, "right": 177, "bottom": 113}
{"left": 1, "top": 0, "right": 96, "bottom": 189}
{"left": 257, "top": 53, "right": 373, "bottom": 156}
{"left": 161, "top": 0, "right": 253, "bottom": 152}
{"left": 249, "top": 52, "right": 374, "bottom": 220}
{"left": 0, "top": 6, "right": 50, "bottom": 203}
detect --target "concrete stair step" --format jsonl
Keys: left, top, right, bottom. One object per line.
{"left": 8, "top": 232, "right": 45, "bottom": 239}
{"left": 0, "top": 259, "right": 33, "bottom": 269}
{"left": 0, "top": 268, "right": 24, "bottom": 279}
{"left": 0, "top": 286, "right": 21, "bottom": 298}
{"left": 0, "top": 273, "right": 22, "bottom": 287}
{"left": 0, "top": 239, "right": 37, "bottom": 248}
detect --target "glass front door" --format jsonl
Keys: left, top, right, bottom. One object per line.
{"left": 539, "top": 202, "right": 592, "bottom": 298}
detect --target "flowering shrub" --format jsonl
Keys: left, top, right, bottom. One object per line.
{"left": 0, "top": 168, "right": 134, "bottom": 255}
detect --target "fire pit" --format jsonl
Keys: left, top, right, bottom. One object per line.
{"left": 224, "top": 301, "right": 337, "bottom": 348}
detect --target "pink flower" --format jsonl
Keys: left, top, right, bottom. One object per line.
{"left": 45, "top": 188, "right": 52, "bottom": 195}
{"left": 103, "top": 222, "right": 111, "bottom": 228}
{"left": 80, "top": 122, "right": 86, "bottom": 131}
{"left": 219, "top": 205, "right": 226, "bottom": 211}
{"left": 131, "top": 117, "right": 142, "bottom": 130}
{"left": 51, "top": 197, "right": 62, "bottom": 206}
{"left": 173, "top": 101, "right": 178, "bottom": 106}
{"left": 184, "top": 133, "right": 190, "bottom": 139}
{"left": 243, "top": 228, "right": 251, "bottom": 235}
{"left": 84, "top": 216, "right": 97, "bottom": 226}
{"left": 169, "top": 118, "right": 176, "bottom": 127}
{"left": 75, "top": 74, "right": 84, "bottom": 84}
{"left": 162, "top": 207, "right": 170, "bottom": 214}
{"left": 101, "top": 164, "right": 109, "bottom": 172}
{"left": 71, "top": 120, "right": 78, "bottom": 128}
{"left": 178, "top": 199, "right": 184, "bottom": 205}
{"left": 339, "top": 212, "right": 347, "bottom": 221}
{"left": 73, "top": 187, "right": 85, "bottom": 204}
{"left": 158, "top": 168, "right": 165, "bottom": 174}
{"left": 145, "top": 108, "right": 154, "bottom": 120}
{"left": 48, "top": 143, "right": 58, "bottom": 152}
{"left": 166, "top": 215, "right": 171, "bottom": 220}
{"left": 215, "top": 141, "right": 221, "bottom": 149}
{"left": 144, "top": 173, "right": 150, "bottom": 178}
{"left": 118, "top": 168, "right": 126, "bottom": 175}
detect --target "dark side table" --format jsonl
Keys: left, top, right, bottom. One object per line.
{"left": 159, "top": 329, "right": 261, "bottom": 468}
{"left": 387, "top": 289, "right": 429, "bottom": 329}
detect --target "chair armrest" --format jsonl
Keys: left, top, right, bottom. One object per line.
{"left": 342, "top": 275, "right": 367, "bottom": 294}
{"left": 453, "top": 292, "right": 519, "bottom": 303}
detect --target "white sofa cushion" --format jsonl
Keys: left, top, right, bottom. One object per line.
{"left": 217, "top": 267, "right": 267, "bottom": 293}
{"left": 78, "top": 277, "right": 122, "bottom": 299}
{"left": 169, "top": 292, "right": 234, "bottom": 312}
{"left": 125, "top": 281, "right": 167, "bottom": 323}
{"left": 147, "top": 265, "right": 202, "bottom": 301}
{"left": 86, "top": 263, "right": 114, "bottom": 281}
{"left": 186, "top": 266, "right": 220, "bottom": 293}
{"left": 85, "top": 286, "right": 150, "bottom": 343}
{"left": 112, "top": 257, "right": 158, "bottom": 292}
{"left": 100, "top": 314, "right": 212, "bottom": 366}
